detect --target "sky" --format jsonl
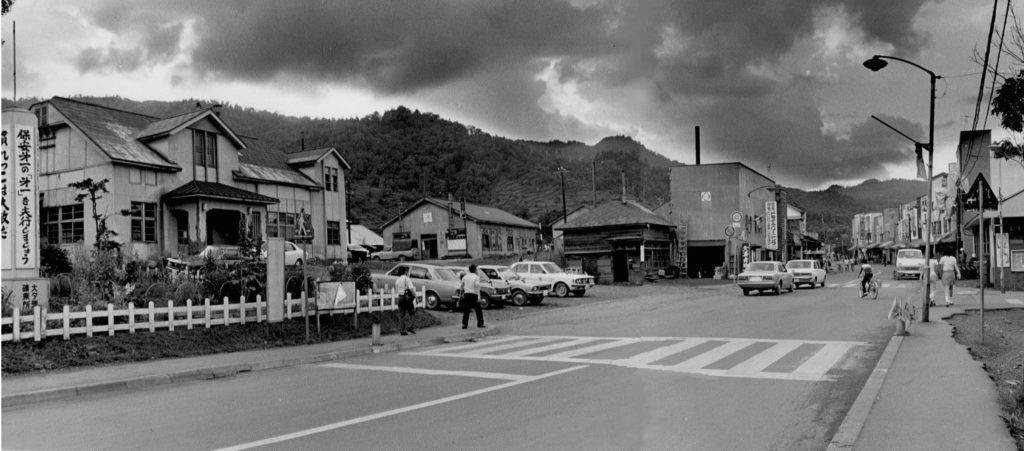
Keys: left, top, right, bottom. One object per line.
{"left": 1, "top": 0, "right": 1018, "bottom": 190}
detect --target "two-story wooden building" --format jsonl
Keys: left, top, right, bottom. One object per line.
{"left": 30, "top": 97, "right": 350, "bottom": 262}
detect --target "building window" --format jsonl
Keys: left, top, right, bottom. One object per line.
{"left": 130, "top": 168, "right": 142, "bottom": 184}
{"left": 267, "top": 212, "right": 298, "bottom": 240}
{"left": 130, "top": 202, "right": 158, "bottom": 242}
{"left": 324, "top": 167, "right": 339, "bottom": 192}
{"left": 482, "top": 233, "right": 490, "bottom": 250}
{"left": 41, "top": 204, "right": 84, "bottom": 244}
{"left": 192, "top": 130, "right": 218, "bottom": 168}
{"left": 507, "top": 236, "right": 514, "bottom": 251}
{"left": 38, "top": 126, "right": 55, "bottom": 150}
{"left": 327, "top": 221, "right": 341, "bottom": 245}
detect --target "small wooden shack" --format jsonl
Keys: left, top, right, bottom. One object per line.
{"left": 556, "top": 200, "right": 677, "bottom": 284}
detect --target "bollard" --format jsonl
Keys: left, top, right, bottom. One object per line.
{"left": 371, "top": 323, "right": 381, "bottom": 347}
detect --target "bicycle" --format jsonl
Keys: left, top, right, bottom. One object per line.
{"left": 866, "top": 279, "right": 879, "bottom": 299}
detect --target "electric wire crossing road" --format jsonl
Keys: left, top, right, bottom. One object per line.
{"left": 406, "top": 335, "right": 869, "bottom": 381}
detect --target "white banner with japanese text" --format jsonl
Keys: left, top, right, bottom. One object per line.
{"left": 765, "top": 201, "right": 778, "bottom": 250}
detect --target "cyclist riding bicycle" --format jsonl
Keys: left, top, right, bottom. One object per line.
{"left": 857, "top": 258, "right": 873, "bottom": 298}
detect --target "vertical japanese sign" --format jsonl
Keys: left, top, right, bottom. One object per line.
{"left": 14, "top": 125, "right": 37, "bottom": 269}
{"left": 995, "top": 233, "right": 1010, "bottom": 268}
{"left": 765, "top": 201, "right": 778, "bottom": 250}
{"left": 1, "top": 128, "right": 11, "bottom": 270}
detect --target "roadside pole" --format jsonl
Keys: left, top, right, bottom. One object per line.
{"left": 980, "top": 189, "right": 985, "bottom": 343}
{"left": 303, "top": 241, "right": 309, "bottom": 342}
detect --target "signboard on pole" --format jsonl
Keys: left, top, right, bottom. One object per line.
{"left": 294, "top": 208, "right": 314, "bottom": 242}
{"left": 1, "top": 126, "right": 11, "bottom": 271}
{"left": 963, "top": 173, "right": 998, "bottom": 211}
{"left": 730, "top": 211, "right": 742, "bottom": 228}
{"left": 765, "top": 201, "right": 778, "bottom": 250}
{"left": 996, "top": 233, "right": 1010, "bottom": 268}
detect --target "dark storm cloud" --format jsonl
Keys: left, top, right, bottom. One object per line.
{"left": 71, "top": 0, "right": 933, "bottom": 186}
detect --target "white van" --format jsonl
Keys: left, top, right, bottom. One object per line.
{"left": 894, "top": 248, "right": 925, "bottom": 280}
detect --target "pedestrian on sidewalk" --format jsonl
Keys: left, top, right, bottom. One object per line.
{"left": 926, "top": 257, "right": 939, "bottom": 306}
{"left": 459, "top": 264, "right": 485, "bottom": 329}
{"left": 938, "top": 250, "right": 961, "bottom": 306}
{"left": 394, "top": 266, "right": 417, "bottom": 335}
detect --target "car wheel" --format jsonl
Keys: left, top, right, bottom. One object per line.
{"left": 571, "top": 290, "right": 586, "bottom": 297}
{"left": 742, "top": 289, "right": 750, "bottom": 296}
{"left": 787, "top": 281, "right": 794, "bottom": 293}
{"left": 820, "top": 277, "right": 826, "bottom": 288}
{"left": 553, "top": 283, "right": 569, "bottom": 297}
{"left": 774, "top": 283, "right": 781, "bottom": 295}
{"left": 424, "top": 291, "right": 440, "bottom": 310}
{"left": 511, "top": 290, "right": 528, "bottom": 307}
{"left": 809, "top": 280, "right": 816, "bottom": 289}
{"left": 478, "top": 294, "right": 491, "bottom": 309}
{"left": 293, "top": 258, "right": 303, "bottom": 268}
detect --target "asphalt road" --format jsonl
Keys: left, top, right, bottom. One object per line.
{"left": 2, "top": 269, "right": 928, "bottom": 450}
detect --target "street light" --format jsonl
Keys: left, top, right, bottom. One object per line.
{"left": 863, "top": 54, "right": 938, "bottom": 323}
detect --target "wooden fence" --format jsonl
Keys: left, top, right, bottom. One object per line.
{"left": 0, "top": 287, "right": 425, "bottom": 342}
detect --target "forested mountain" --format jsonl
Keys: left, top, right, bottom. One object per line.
{"left": 3, "top": 95, "right": 925, "bottom": 245}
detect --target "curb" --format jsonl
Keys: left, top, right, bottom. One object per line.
{"left": 826, "top": 333, "right": 904, "bottom": 450}
{"left": 3, "top": 328, "right": 498, "bottom": 408}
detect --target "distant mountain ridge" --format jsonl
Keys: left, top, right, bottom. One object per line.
{"left": 2, "top": 95, "right": 924, "bottom": 246}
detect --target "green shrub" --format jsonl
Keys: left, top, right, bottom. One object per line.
{"left": 40, "top": 245, "right": 72, "bottom": 277}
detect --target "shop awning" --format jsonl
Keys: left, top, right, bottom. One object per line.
{"left": 938, "top": 231, "right": 956, "bottom": 243}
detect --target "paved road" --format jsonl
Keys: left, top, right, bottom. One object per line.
{"left": 3, "top": 270, "right": 919, "bottom": 450}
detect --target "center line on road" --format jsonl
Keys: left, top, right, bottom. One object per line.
{"left": 212, "top": 365, "right": 589, "bottom": 451}
{"left": 317, "top": 363, "right": 526, "bottom": 381}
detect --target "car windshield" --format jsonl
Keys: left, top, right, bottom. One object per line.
{"left": 434, "top": 268, "right": 459, "bottom": 281}
{"left": 495, "top": 268, "right": 517, "bottom": 279}
{"left": 787, "top": 261, "right": 811, "bottom": 269}
{"left": 747, "top": 262, "right": 775, "bottom": 272}
{"left": 898, "top": 250, "right": 923, "bottom": 259}
{"left": 541, "top": 263, "right": 562, "bottom": 273}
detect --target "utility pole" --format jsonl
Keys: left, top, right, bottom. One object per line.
{"left": 556, "top": 166, "right": 568, "bottom": 225}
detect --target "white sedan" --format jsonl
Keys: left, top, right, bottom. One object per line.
{"left": 737, "top": 261, "right": 795, "bottom": 296}
{"left": 785, "top": 259, "right": 827, "bottom": 288}
{"left": 261, "top": 241, "right": 307, "bottom": 267}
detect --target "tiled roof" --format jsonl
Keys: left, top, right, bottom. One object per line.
{"left": 45, "top": 97, "right": 181, "bottom": 171}
{"left": 162, "top": 180, "right": 279, "bottom": 204}
{"left": 557, "top": 200, "right": 675, "bottom": 230}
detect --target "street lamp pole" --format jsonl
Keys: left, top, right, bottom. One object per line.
{"left": 864, "top": 54, "right": 938, "bottom": 323}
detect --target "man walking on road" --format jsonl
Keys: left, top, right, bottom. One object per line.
{"left": 459, "top": 264, "right": 485, "bottom": 329}
{"left": 938, "top": 250, "right": 961, "bottom": 306}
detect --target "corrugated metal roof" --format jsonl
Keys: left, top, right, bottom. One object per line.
{"left": 285, "top": 147, "right": 353, "bottom": 169}
{"left": 557, "top": 200, "right": 674, "bottom": 230}
{"left": 46, "top": 97, "right": 181, "bottom": 170}
{"left": 137, "top": 110, "right": 207, "bottom": 140}
{"left": 234, "top": 164, "right": 321, "bottom": 189}
{"left": 380, "top": 197, "right": 539, "bottom": 230}
{"left": 349, "top": 224, "right": 384, "bottom": 246}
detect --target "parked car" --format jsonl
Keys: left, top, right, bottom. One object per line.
{"left": 737, "top": 261, "right": 795, "bottom": 296}
{"left": 371, "top": 263, "right": 461, "bottom": 310}
{"left": 894, "top": 248, "right": 925, "bottom": 280}
{"left": 166, "top": 244, "right": 246, "bottom": 277}
{"left": 369, "top": 246, "right": 420, "bottom": 261}
{"left": 259, "top": 241, "right": 307, "bottom": 267}
{"left": 785, "top": 259, "right": 827, "bottom": 288}
{"left": 445, "top": 266, "right": 511, "bottom": 309}
{"left": 509, "top": 261, "right": 595, "bottom": 297}
{"left": 478, "top": 265, "right": 551, "bottom": 306}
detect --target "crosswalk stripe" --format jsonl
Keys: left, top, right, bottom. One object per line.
{"left": 725, "top": 341, "right": 803, "bottom": 376}
{"left": 668, "top": 340, "right": 757, "bottom": 371}
{"left": 422, "top": 335, "right": 525, "bottom": 354}
{"left": 318, "top": 363, "right": 527, "bottom": 381}
{"left": 791, "top": 343, "right": 852, "bottom": 379}
{"left": 614, "top": 339, "right": 711, "bottom": 366}
{"left": 501, "top": 337, "right": 596, "bottom": 357}
{"left": 544, "top": 338, "right": 642, "bottom": 359}
{"left": 465, "top": 337, "right": 563, "bottom": 355}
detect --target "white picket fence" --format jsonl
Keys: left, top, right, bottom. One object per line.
{"left": 0, "top": 287, "right": 425, "bottom": 342}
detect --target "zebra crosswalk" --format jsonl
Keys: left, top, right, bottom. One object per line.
{"left": 406, "top": 335, "right": 869, "bottom": 382}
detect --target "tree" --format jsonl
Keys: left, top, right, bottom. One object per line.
{"left": 69, "top": 178, "right": 120, "bottom": 251}
{"left": 984, "top": 10, "right": 1024, "bottom": 168}
{"left": 2, "top": 0, "right": 15, "bottom": 15}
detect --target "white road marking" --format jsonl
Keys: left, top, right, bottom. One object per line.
{"left": 418, "top": 335, "right": 525, "bottom": 354}
{"left": 213, "top": 365, "right": 589, "bottom": 451}
{"left": 317, "top": 363, "right": 526, "bottom": 381}
{"left": 1007, "top": 299, "right": 1023, "bottom": 305}
{"left": 407, "top": 335, "right": 868, "bottom": 382}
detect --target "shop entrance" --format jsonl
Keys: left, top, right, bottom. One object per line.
{"left": 421, "top": 234, "right": 438, "bottom": 259}
{"left": 688, "top": 244, "right": 725, "bottom": 279}
{"left": 206, "top": 209, "right": 243, "bottom": 245}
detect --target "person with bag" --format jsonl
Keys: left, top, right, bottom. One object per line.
{"left": 394, "top": 266, "right": 417, "bottom": 335}
{"left": 459, "top": 264, "right": 485, "bottom": 329}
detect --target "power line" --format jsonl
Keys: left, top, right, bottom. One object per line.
{"left": 983, "top": 0, "right": 1012, "bottom": 129}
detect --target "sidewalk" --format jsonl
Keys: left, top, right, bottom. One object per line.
{"left": 830, "top": 288, "right": 1021, "bottom": 451}
{"left": 2, "top": 322, "right": 499, "bottom": 408}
